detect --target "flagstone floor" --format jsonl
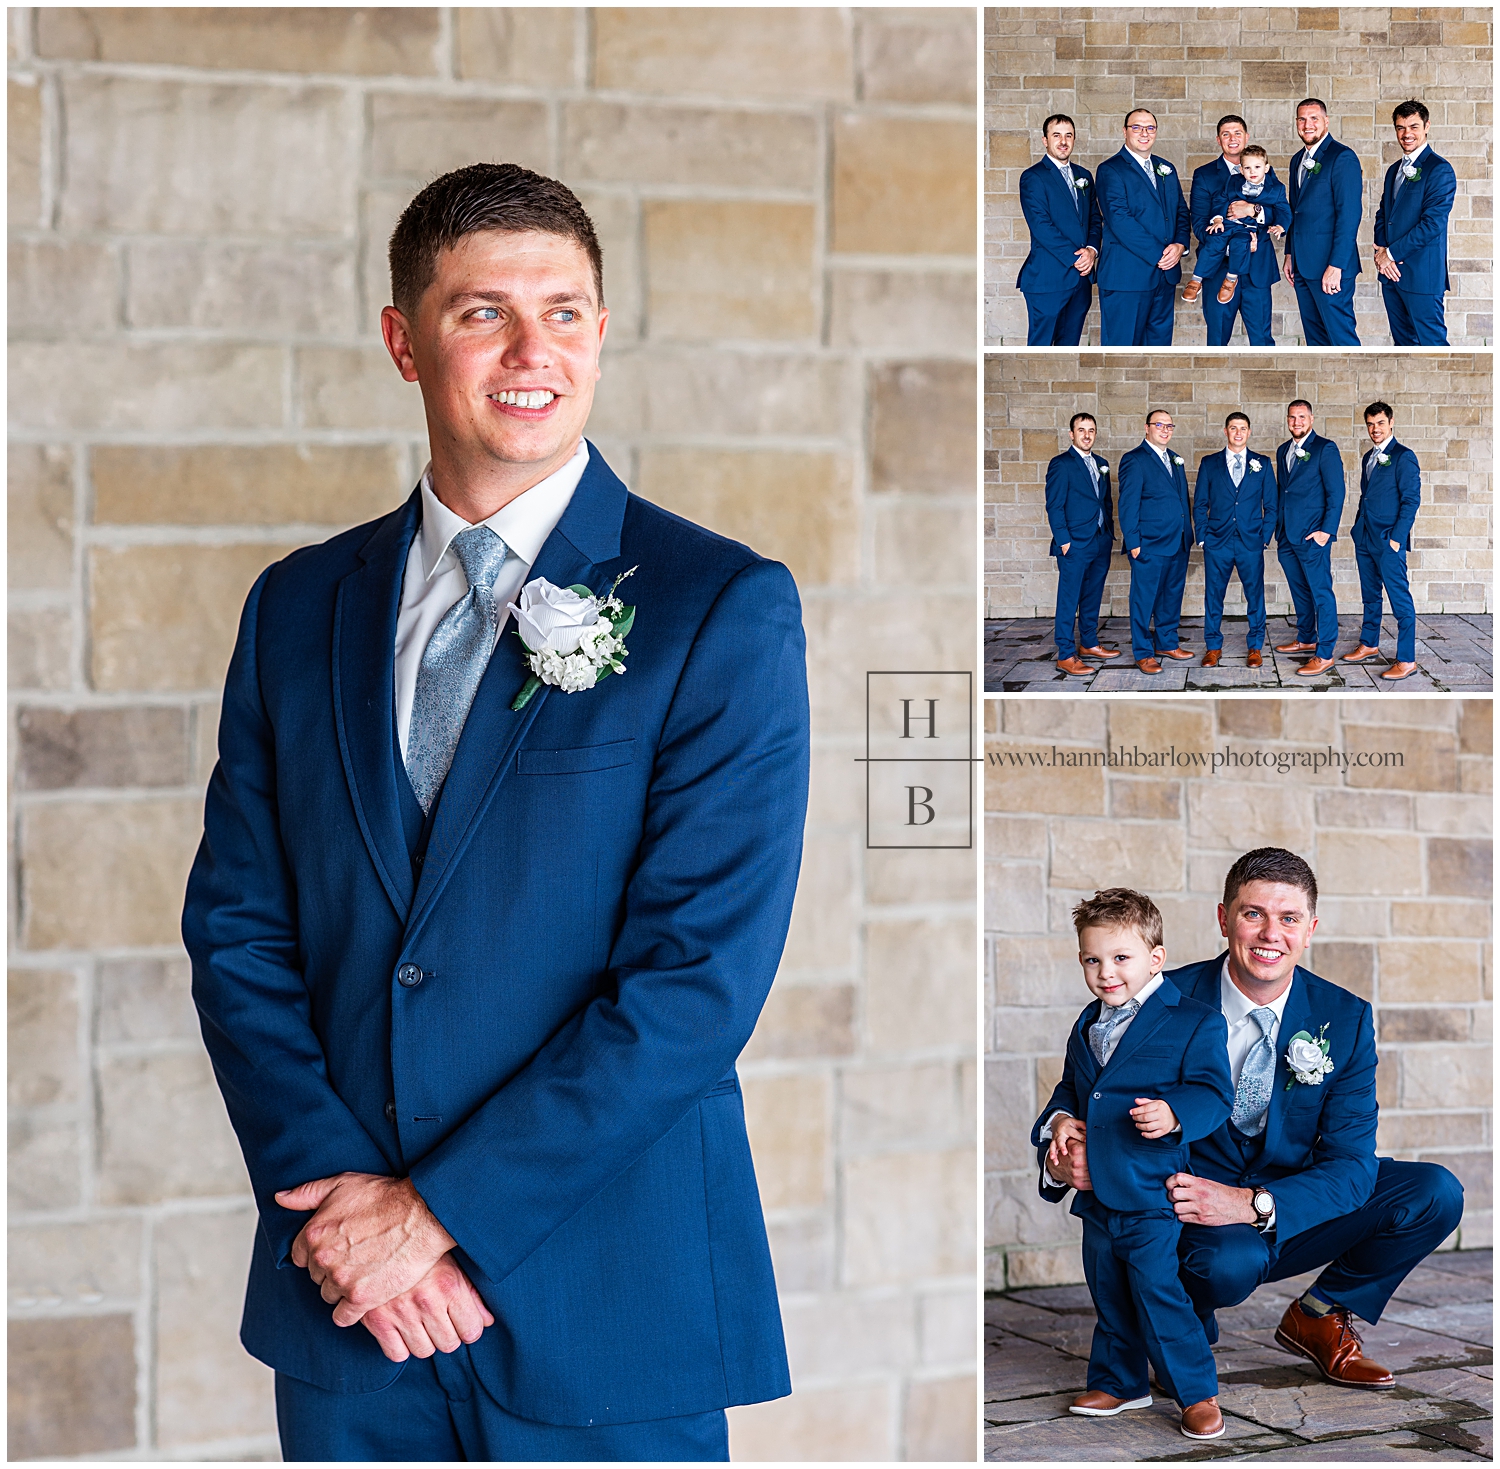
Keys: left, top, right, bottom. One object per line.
{"left": 985, "top": 1248, "right": 1492, "bottom": 1461}
{"left": 984, "top": 615, "right": 1492, "bottom": 694}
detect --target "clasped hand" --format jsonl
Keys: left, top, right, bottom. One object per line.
{"left": 276, "top": 1171, "right": 493, "bottom": 1363}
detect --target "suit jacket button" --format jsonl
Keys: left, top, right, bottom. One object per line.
{"left": 1093, "top": 1092, "right": 1102, "bottom": 1100}
{"left": 384, "top": 1100, "right": 397, "bottom": 1121}
{"left": 397, "top": 963, "right": 423, "bottom": 988}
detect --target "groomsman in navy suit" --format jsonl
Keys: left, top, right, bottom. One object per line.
{"left": 1187, "top": 117, "right": 1286, "bottom": 346}
{"left": 1095, "top": 110, "right": 1191, "bottom": 346}
{"left": 1273, "top": 400, "right": 1345, "bottom": 676}
{"left": 1373, "top": 101, "right": 1456, "bottom": 345}
{"left": 1045, "top": 412, "right": 1122, "bottom": 675}
{"left": 1193, "top": 412, "right": 1276, "bottom": 668}
{"left": 1284, "top": 99, "right": 1363, "bottom": 345}
{"left": 1118, "top": 410, "right": 1193, "bottom": 673}
{"left": 1017, "top": 114, "right": 1104, "bottom": 345}
{"left": 1341, "top": 401, "right": 1422, "bottom": 681}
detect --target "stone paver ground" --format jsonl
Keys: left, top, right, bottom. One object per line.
{"left": 986, "top": 1249, "right": 1492, "bottom": 1461}
{"left": 984, "top": 615, "right": 1492, "bottom": 694}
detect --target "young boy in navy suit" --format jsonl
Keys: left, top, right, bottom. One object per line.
{"left": 1033, "top": 889, "right": 1234, "bottom": 1440}
{"left": 1182, "top": 146, "right": 1290, "bottom": 306}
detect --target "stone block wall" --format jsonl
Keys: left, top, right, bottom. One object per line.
{"left": 984, "top": 696, "right": 1492, "bottom": 1290}
{"left": 984, "top": 6, "right": 1494, "bottom": 346}
{"left": 7, "top": 9, "right": 979, "bottom": 1460}
{"left": 984, "top": 351, "right": 1492, "bottom": 620}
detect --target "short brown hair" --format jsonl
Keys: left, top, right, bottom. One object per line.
{"left": 388, "top": 162, "right": 604, "bottom": 318}
{"left": 1072, "top": 888, "right": 1164, "bottom": 950}
{"left": 1241, "top": 144, "right": 1268, "bottom": 163}
{"left": 1222, "top": 848, "right": 1318, "bottom": 914}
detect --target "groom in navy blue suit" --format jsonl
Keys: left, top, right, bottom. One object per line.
{"left": 1050, "top": 848, "right": 1465, "bottom": 1393}
{"left": 1373, "top": 100, "right": 1456, "bottom": 346}
{"left": 1284, "top": 98, "right": 1363, "bottom": 345}
{"left": 1017, "top": 113, "right": 1103, "bottom": 345}
{"left": 1095, "top": 109, "right": 1191, "bottom": 346}
{"left": 183, "top": 164, "right": 808, "bottom": 1461}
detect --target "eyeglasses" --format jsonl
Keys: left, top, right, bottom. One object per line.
{"left": 1149, "top": 421, "right": 1175, "bottom": 430}
{"left": 1126, "top": 124, "right": 1158, "bottom": 134}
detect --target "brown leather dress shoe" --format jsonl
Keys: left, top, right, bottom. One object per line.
{"left": 1056, "top": 656, "right": 1093, "bottom": 676}
{"left": 1080, "top": 645, "right": 1121, "bottom": 659}
{"left": 1246, "top": 648, "right": 1263, "bottom": 667}
{"left": 1156, "top": 647, "right": 1194, "bottom": 660}
{"left": 1200, "top": 649, "right": 1221, "bottom": 667}
{"left": 1217, "top": 276, "right": 1238, "bottom": 303}
{"left": 1381, "top": 661, "right": 1419, "bottom": 681}
{"left": 1341, "top": 643, "right": 1383, "bottom": 662}
{"left": 1182, "top": 279, "right": 1203, "bottom": 302}
{"left": 1275, "top": 639, "right": 1317, "bottom": 653}
{"left": 1180, "top": 1398, "right": 1225, "bottom": 1439}
{"left": 1136, "top": 658, "right": 1162, "bottom": 674}
{"left": 1069, "top": 1389, "right": 1152, "bottom": 1417}
{"left": 1295, "top": 656, "right": 1336, "bottom": 676}
{"left": 1275, "top": 1300, "right": 1395, "bottom": 1389}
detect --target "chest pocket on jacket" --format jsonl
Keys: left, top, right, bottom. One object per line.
{"left": 517, "top": 738, "right": 637, "bottom": 775}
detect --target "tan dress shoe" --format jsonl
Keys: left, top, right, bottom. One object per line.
{"left": 1182, "top": 279, "right": 1203, "bottom": 302}
{"left": 1200, "top": 649, "right": 1221, "bottom": 667}
{"left": 1216, "top": 276, "right": 1238, "bottom": 303}
{"left": 1180, "top": 1398, "right": 1225, "bottom": 1439}
{"left": 1275, "top": 639, "right": 1317, "bottom": 653}
{"left": 1080, "top": 645, "right": 1121, "bottom": 659}
{"left": 1381, "top": 661, "right": 1419, "bottom": 680}
{"left": 1341, "top": 644, "right": 1383, "bottom": 663}
{"left": 1275, "top": 1300, "right": 1395, "bottom": 1389}
{"left": 1136, "top": 658, "right": 1162, "bottom": 674}
{"left": 1056, "top": 656, "right": 1093, "bottom": 676}
{"left": 1069, "top": 1389, "right": 1152, "bottom": 1417}
{"left": 1246, "top": 648, "right": 1263, "bottom": 667}
{"left": 1295, "top": 656, "right": 1336, "bottom": 676}
{"left": 1156, "top": 647, "right": 1194, "bottom": 660}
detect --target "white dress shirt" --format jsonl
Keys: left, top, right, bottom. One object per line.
{"left": 1130, "top": 149, "right": 1159, "bottom": 186}
{"left": 1220, "top": 957, "right": 1292, "bottom": 1091}
{"left": 394, "top": 440, "right": 589, "bottom": 761}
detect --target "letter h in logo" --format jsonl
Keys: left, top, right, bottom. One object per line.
{"left": 863, "top": 672, "right": 974, "bottom": 849}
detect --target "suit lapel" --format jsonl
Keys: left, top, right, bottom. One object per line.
{"left": 405, "top": 445, "right": 629, "bottom": 940}
{"left": 333, "top": 492, "right": 421, "bottom": 922}
{"left": 1103, "top": 984, "right": 1173, "bottom": 1074}
{"left": 1261, "top": 971, "right": 1311, "bottom": 1156}
{"left": 1073, "top": 1003, "right": 1103, "bottom": 1088}
{"left": 1051, "top": 160, "right": 1082, "bottom": 228}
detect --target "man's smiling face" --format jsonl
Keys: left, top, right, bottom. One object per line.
{"left": 382, "top": 228, "right": 608, "bottom": 495}
{"left": 1219, "top": 879, "right": 1318, "bottom": 999}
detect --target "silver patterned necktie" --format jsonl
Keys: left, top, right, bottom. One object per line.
{"left": 1232, "top": 1007, "right": 1278, "bottom": 1135}
{"left": 1089, "top": 997, "right": 1141, "bottom": 1067}
{"left": 1231, "top": 452, "right": 1244, "bottom": 486}
{"left": 404, "top": 525, "right": 511, "bottom": 814}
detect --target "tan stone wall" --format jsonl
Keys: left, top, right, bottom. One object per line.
{"left": 984, "top": 6, "right": 1494, "bottom": 346}
{"left": 7, "top": 9, "right": 979, "bottom": 1460}
{"left": 984, "top": 351, "right": 1492, "bottom": 620}
{"left": 983, "top": 697, "right": 1492, "bottom": 1290}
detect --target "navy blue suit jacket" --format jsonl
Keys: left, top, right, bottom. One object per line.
{"left": 1045, "top": 448, "right": 1114, "bottom": 556}
{"left": 1017, "top": 158, "right": 1103, "bottom": 295}
{"left": 1167, "top": 957, "right": 1380, "bottom": 1246}
{"left": 1096, "top": 149, "right": 1191, "bottom": 292}
{"left": 1286, "top": 136, "right": 1363, "bottom": 281}
{"left": 1190, "top": 156, "right": 1238, "bottom": 248}
{"left": 183, "top": 446, "right": 808, "bottom": 1423}
{"left": 1354, "top": 438, "right": 1421, "bottom": 553}
{"left": 1274, "top": 432, "right": 1346, "bottom": 546}
{"left": 1118, "top": 442, "right": 1191, "bottom": 559}
{"left": 1033, "top": 978, "right": 1233, "bottom": 1215}
{"left": 1193, "top": 448, "right": 1276, "bottom": 547}
{"left": 1373, "top": 149, "right": 1455, "bottom": 297}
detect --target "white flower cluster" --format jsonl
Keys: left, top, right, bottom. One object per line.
{"left": 527, "top": 618, "right": 627, "bottom": 693}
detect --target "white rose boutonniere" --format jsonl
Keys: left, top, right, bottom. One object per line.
{"left": 1097, "top": 462, "right": 1108, "bottom": 475}
{"left": 1306, "top": 158, "right": 1322, "bottom": 176}
{"left": 1250, "top": 459, "right": 1262, "bottom": 472}
{"left": 1173, "top": 454, "right": 1185, "bottom": 466}
{"left": 1403, "top": 163, "right": 1421, "bottom": 181}
{"left": 1295, "top": 447, "right": 1311, "bottom": 461}
{"left": 508, "top": 567, "right": 637, "bottom": 710}
{"left": 1075, "top": 177, "right": 1089, "bottom": 191}
{"left": 1284, "top": 1024, "right": 1335, "bottom": 1089}
{"left": 1156, "top": 163, "right": 1172, "bottom": 177}
{"left": 1378, "top": 452, "right": 1391, "bottom": 466}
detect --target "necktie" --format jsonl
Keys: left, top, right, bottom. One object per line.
{"left": 1085, "top": 456, "right": 1103, "bottom": 526}
{"left": 1231, "top": 453, "right": 1244, "bottom": 486}
{"left": 1395, "top": 159, "right": 1411, "bottom": 196}
{"left": 1089, "top": 997, "right": 1141, "bottom": 1067}
{"left": 1300, "top": 149, "right": 1314, "bottom": 187}
{"left": 405, "top": 525, "right": 511, "bottom": 813}
{"left": 1063, "top": 163, "right": 1081, "bottom": 217}
{"left": 1232, "top": 1007, "right": 1278, "bottom": 1134}
{"left": 1143, "top": 156, "right": 1157, "bottom": 190}
{"left": 1366, "top": 447, "right": 1379, "bottom": 475}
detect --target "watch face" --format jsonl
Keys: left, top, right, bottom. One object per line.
{"left": 1255, "top": 1191, "right": 1274, "bottom": 1216}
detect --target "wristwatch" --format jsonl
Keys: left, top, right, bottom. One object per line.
{"left": 1252, "top": 1189, "right": 1276, "bottom": 1232}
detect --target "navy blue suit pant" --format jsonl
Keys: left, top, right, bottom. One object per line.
{"left": 1127, "top": 544, "right": 1189, "bottom": 660}
{"left": 1293, "top": 273, "right": 1360, "bottom": 345}
{"left": 1202, "top": 537, "right": 1267, "bottom": 650}
{"left": 1356, "top": 538, "right": 1417, "bottom": 661}
{"left": 1053, "top": 529, "right": 1113, "bottom": 658}
{"left": 1081, "top": 1205, "right": 1218, "bottom": 1408}
{"left": 1099, "top": 276, "right": 1176, "bottom": 346}
{"left": 275, "top": 1352, "right": 730, "bottom": 1463}
{"left": 1276, "top": 538, "right": 1338, "bottom": 657}
{"left": 1380, "top": 282, "right": 1448, "bottom": 346}
{"left": 1177, "top": 1158, "right": 1463, "bottom": 1341}
{"left": 1025, "top": 279, "right": 1094, "bottom": 346}
{"left": 1204, "top": 279, "right": 1275, "bottom": 346}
